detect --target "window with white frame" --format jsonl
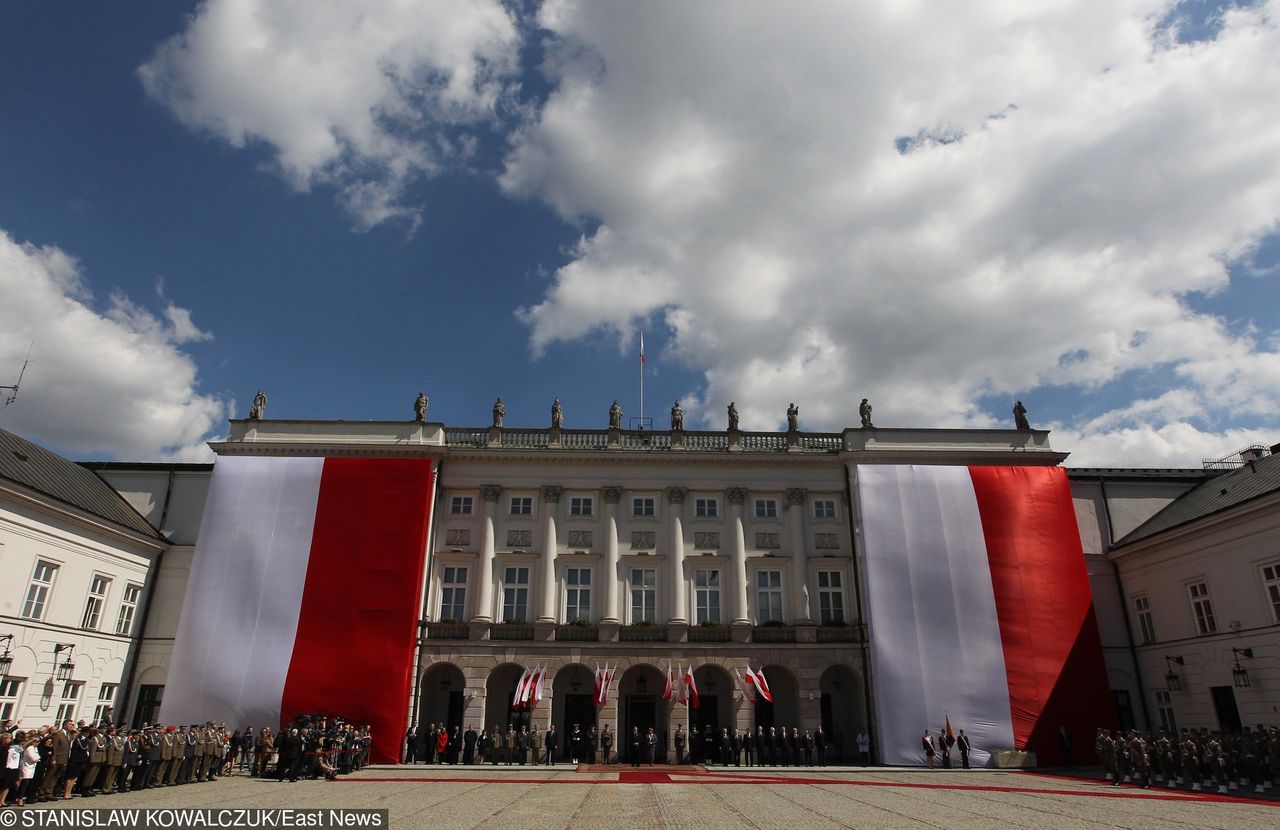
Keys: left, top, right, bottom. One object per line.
{"left": 694, "top": 498, "right": 718, "bottom": 518}
{"left": 503, "top": 567, "right": 530, "bottom": 622}
{"left": 1262, "top": 562, "right": 1280, "bottom": 624}
{"left": 569, "top": 497, "right": 594, "bottom": 517}
{"left": 0, "top": 677, "right": 23, "bottom": 722}
{"left": 565, "top": 567, "right": 592, "bottom": 622}
{"left": 818, "top": 570, "right": 845, "bottom": 625}
{"left": 22, "top": 559, "right": 59, "bottom": 620}
{"left": 450, "top": 496, "right": 473, "bottom": 515}
{"left": 694, "top": 569, "right": 721, "bottom": 624}
{"left": 1155, "top": 690, "right": 1176, "bottom": 734}
{"left": 115, "top": 583, "right": 142, "bottom": 636}
{"left": 1187, "top": 580, "right": 1215, "bottom": 635}
{"left": 81, "top": 573, "right": 112, "bottom": 630}
{"left": 814, "top": 499, "right": 837, "bottom": 519}
{"left": 510, "top": 496, "right": 533, "bottom": 516}
{"left": 55, "top": 681, "right": 83, "bottom": 725}
{"left": 93, "top": 684, "right": 117, "bottom": 725}
{"left": 756, "top": 570, "right": 783, "bottom": 623}
{"left": 754, "top": 499, "right": 778, "bottom": 519}
{"left": 630, "top": 568, "right": 656, "bottom": 623}
{"left": 1133, "top": 595, "right": 1156, "bottom": 644}
{"left": 440, "top": 566, "right": 468, "bottom": 621}
{"left": 632, "top": 497, "right": 655, "bottom": 517}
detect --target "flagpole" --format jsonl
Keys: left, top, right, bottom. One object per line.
{"left": 639, "top": 331, "right": 645, "bottom": 428}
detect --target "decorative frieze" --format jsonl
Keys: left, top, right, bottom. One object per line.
{"left": 755, "top": 532, "right": 780, "bottom": 549}
{"left": 814, "top": 532, "right": 839, "bottom": 549}
{"left": 507, "top": 529, "right": 532, "bottom": 548}
{"left": 694, "top": 531, "right": 721, "bottom": 549}
{"left": 542, "top": 485, "right": 563, "bottom": 503}
{"left": 445, "top": 529, "right": 471, "bottom": 547}
{"left": 631, "top": 531, "right": 656, "bottom": 549}
{"left": 480, "top": 484, "right": 503, "bottom": 502}
{"left": 567, "top": 530, "right": 593, "bottom": 548}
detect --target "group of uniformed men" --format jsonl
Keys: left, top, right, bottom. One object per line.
{"left": 406, "top": 722, "right": 610, "bottom": 765}
{"left": 674, "top": 724, "right": 840, "bottom": 766}
{"left": 1096, "top": 726, "right": 1280, "bottom": 793}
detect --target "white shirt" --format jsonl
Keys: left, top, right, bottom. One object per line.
{"left": 20, "top": 744, "right": 40, "bottom": 779}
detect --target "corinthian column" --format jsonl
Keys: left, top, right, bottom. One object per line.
{"left": 666, "top": 487, "right": 688, "bottom": 624}
{"left": 786, "top": 488, "right": 812, "bottom": 624}
{"left": 726, "top": 487, "right": 750, "bottom": 625}
{"left": 472, "top": 485, "right": 502, "bottom": 623}
{"left": 536, "top": 485, "right": 562, "bottom": 623}
{"left": 602, "top": 486, "right": 623, "bottom": 624}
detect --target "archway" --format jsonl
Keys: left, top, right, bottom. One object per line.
{"left": 484, "top": 663, "right": 532, "bottom": 736}
{"left": 820, "top": 664, "right": 864, "bottom": 763}
{"left": 690, "top": 664, "right": 734, "bottom": 764}
{"left": 753, "top": 664, "right": 800, "bottom": 733}
{"left": 617, "top": 664, "right": 667, "bottom": 763}
{"left": 551, "top": 663, "right": 597, "bottom": 762}
{"left": 419, "top": 663, "right": 466, "bottom": 734}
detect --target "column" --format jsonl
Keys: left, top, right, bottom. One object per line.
{"left": 472, "top": 485, "right": 502, "bottom": 623}
{"left": 536, "top": 486, "right": 562, "bottom": 624}
{"left": 602, "top": 486, "right": 623, "bottom": 624}
{"left": 665, "top": 487, "right": 688, "bottom": 624}
{"left": 785, "top": 488, "right": 812, "bottom": 624}
{"left": 726, "top": 487, "right": 750, "bottom": 625}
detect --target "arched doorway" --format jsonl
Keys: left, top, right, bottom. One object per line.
{"left": 753, "top": 664, "right": 799, "bottom": 732}
{"left": 820, "top": 664, "right": 864, "bottom": 763}
{"left": 617, "top": 664, "right": 666, "bottom": 763}
{"left": 690, "top": 664, "right": 733, "bottom": 764}
{"left": 419, "top": 663, "right": 466, "bottom": 735}
{"left": 484, "top": 663, "right": 532, "bottom": 735}
{"left": 551, "top": 663, "right": 597, "bottom": 761}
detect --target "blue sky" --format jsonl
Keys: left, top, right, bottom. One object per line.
{"left": 1, "top": 1, "right": 1278, "bottom": 466}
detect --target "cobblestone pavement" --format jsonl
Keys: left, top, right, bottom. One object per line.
{"left": 14, "top": 766, "right": 1278, "bottom": 830}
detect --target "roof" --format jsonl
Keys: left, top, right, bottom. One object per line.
{"left": 0, "top": 428, "right": 162, "bottom": 539}
{"left": 1115, "top": 450, "right": 1280, "bottom": 547}
{"left": 1067, "top": 467, "right": 1213, "bottom": 482}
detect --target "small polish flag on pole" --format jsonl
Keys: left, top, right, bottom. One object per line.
{"left": 748, "top": 666, "right": 773, "bottom": 703}
{"left": 662, "top": 663, "right": 675, "bottom": 702}
{"left": 684, "top": 664, "right": 700, "bottom": 710}
{"left": 531, "top": 665, "right": 546, "bottom": 707}
{"left": 735, "top": 668, "right": 756, "bottom": 703}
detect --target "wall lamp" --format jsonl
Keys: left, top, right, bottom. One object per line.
{"left": 1164, "top": 655, "right": 1184, "bottom": 692}
{"left": 1231, "top": 648, "right": 1254, "bottom": 689}
{"left": 53, "top": 643, "right": 76, "bottom": 681}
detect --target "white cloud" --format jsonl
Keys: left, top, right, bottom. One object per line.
{"left": 139, "top": 0, "right": 522, "bottom": 230}
{"left": 0, "top": 229, "right": 226, "bottom": 460}
{"left": 504, "top": 1, "right": 1280, "bottom": 459}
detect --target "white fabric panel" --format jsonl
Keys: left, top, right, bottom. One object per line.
{"left": 854, "top": 465, "right": 1015, "bottom": 767}
{"left": 159, "top": 455, "right": 323, "bottom": 728}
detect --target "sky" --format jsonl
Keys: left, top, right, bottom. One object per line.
{"left": 1, "top": 0, "right": 1278, "bottom": 467}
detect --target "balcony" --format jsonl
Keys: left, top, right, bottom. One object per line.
{"left": 619, "top": 624, "right": 666, "bottom": 643}
{"left": 425, "top": 622, "right": 469, "bottom": 640}
{"left": 816, "top": 624, "right": 861, "bottom": 643}
{"left": 689, "top": 625, "right": 732, "bottom": 643}
{"left": 751, "top": 625, "right": 796, "bottom": 643}
{"left": 491, "top": 623, "right": 535, "bottom": 641}
{"left": 555, "top": 624, "right": 599, "bottom": 642}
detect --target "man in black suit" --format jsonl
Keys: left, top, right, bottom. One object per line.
{"left": 754, "top": 726, "right": 767, "bottom": 766}
{"left": 731, "top": 729, "right": 743, "bottom": 766}
{"left": 404, "top": 723, "right": 417, "bottom": 764}
{"left": 276, "top": 729, "right": 301, "bottom": 782}
{"left": 957, "top": 729, "right": 972, "bottom": 769}
{"left": 544, "top": 725, "right": 557, "bottom": 765}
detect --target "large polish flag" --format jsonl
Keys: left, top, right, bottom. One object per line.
{"left": 854, "top": 465, "right": 1113, "bottom": 767}
{"left": 159, "top": 455, "right": 435, "bottom": 764}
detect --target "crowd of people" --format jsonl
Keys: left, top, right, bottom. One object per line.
{"left": 0, "top": 712, "right": 373, "bottom": 808}
{"left": 1096, "top": 726, "right": 1280, "bottom": 793}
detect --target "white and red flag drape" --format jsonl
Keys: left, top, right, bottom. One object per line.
{"left": 683, "top": 664, "right": 700, "bottom": 709}
{"left": 854, "top": 465, "right": 1114, "bottom": 768}
{"left": 159, "top": 455, "right": 435, "bottom": 764}
{"left": 745, "top": 666, "right": 772, "bottom": 703}
{"left": 734, "top": 668, "right": 755, "bottom": 703}
{"left": 592, "top": 664, "right": 615, "bottom": 707}
{"left": 662, "top": 664, "right": 675, "bottom": 702}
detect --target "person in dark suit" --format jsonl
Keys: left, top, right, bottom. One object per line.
{"left": 674, "top": 725, "right": 686, "bottom": 765}
{"left": 630, "top": 728, "right": 641, "bottom": 767}
{"left": 516, "top": 727, "right": 529, "bottom": 765}
{"left": 719, "top": 729, "right": 732, "bottom": 765}
{"left": 644, "top": 728, "right": 657, "bottom": 766}
{"left": 689, "top": 726, "right": 701, "bottom": 765}
{"left": 753, "top": 727, "right": 766, "bottom": 766}
{"left": 463, "top": 725, "right": 477, "bottom": 765}
{"left": 731, "top": 729, "right": 743, "bottom": 767}
{"left": 767, "top": 727, "right": 779, "bottom": 766}
{"left": 742, "top": 728, "right": 753, "bottom": 767}
{"left": 403, "top": 723, "right": 417, "bottom": 764}
{"left": 703, "top": 727, "right": 716, "bottom": 767}
{"left": 956, "top": 729, "right": 972, "bottom": 769}
{"left": 544, "top": 725, "right": 557, "bottom": 765}
{"left": 802, "top": 730, "right": 815, "bottom": 766}
{"left": 277, "top": 729, "right": 301, "bottom": 782}
{"left": 814, "top": 726, "right": 827, "bottom": 766}
{"left": 1059, "top": 726, "right": 1073, "bottom": 770}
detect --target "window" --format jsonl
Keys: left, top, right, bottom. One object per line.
{"left": 445, "top": 529, "right": 471, "bottom": 547}
{"left": 55, "top": 681, "right": 83, "bottom": 725}
{"left": 135, "top": 685, "right": 163, "bottom": 727}
{"left": 630, "top": 531, "right": 656, "bottom": 549}
{"left": 569, "top": 497, "right": 594, "bottom": 516}
{"left": 1262, "top": 563, "right": 1280, "bottom": 624}
{"left": 1187, "top": 581, "right": 1216, "bottom": 635}
{"left": 510, "top": 497, "right": 532, "bottom": 516}
{"left": 506, "top": 529, "right": 532, "bottom": 548}
{"left": 754, "top": 499, "right": 778, "bottom": 519}
{"left": 694, "top": 569, "right": 721, "bottom": 624}
{"left": 503, "top": 567, "right": 530, "bottom": 622}
{"left": 115, "top": 583, "right": 142, "bottom": 636}
{"left": 565, "top": 568, "right": 592, "bottom": 622}
{"left": 22, "top": 559, "right": 59, "bottom": 620}
{"left": 440, "top": 567, "right": 468, "bottom": 621}
{"left": 81, "top": 573, "right": 112, "bottom": 630}
{"left": 814, "top": 500, "right": 836, "bottom": 519}
{"left": 632, "top": 497, "right": 655, "bottom": 517}
{"left": 0, "top": 678, "right": 23, "bottom": 722}
{"left": 694, "top": 498, "right": 718, "bottom": 518}
{"left": 818, "top": 571, "right": 845, "bottom": 625}
{"left": 1133, "top": 595, "right": 1156, "bottom": 644}
{"left": 756, "top": 570, "right": 783, "bottom": 623}
{"left": 450, "top": 496, "right": 473, "bottom": 515}
{"left": 1112, "top": 690, "right": 1135, "bottom": 731}
{"left": 1155, "top": 690, "right": 1177, "bottom": 734}
{"left": 630, "top": 568, "right": 656, "bottom": 624}
{"left": 93, "top": 684, "right": 117, "bottom": 725}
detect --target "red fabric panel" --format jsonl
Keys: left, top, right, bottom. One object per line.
{"left": 968, "top": 466, "right": 1115, "bottom": 764}
{"left": 280, "top": 458, "right": 434, "bottom": 764}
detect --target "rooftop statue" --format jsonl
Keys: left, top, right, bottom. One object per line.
{"left": 859, "top": 398, "right": 874, "bottom": 429}
{"left": 609, "top": 400, "right": 623, "bottom": 429}
{"left": 1013, "top": 400, "right": 1031, "bottom": 431}
{"left": 249, "top": 388, "right": 267, "bottom": 420}
{"left": 551, "top": 398, "right": 564, "bottom": 429}
{"left": 727, "top": 401, "right": 740, "bottom": 431}
{"left": 492, "top": 397, "right": 505, "bottom": 428}
{"left": 671, "top": 400, "right": 684, "bottom": 430}
{"left": 414, "top": 392, "right": 429, "bottom": 422}
{"left": 786, "top": 402, "right": 799, "bottom": 432}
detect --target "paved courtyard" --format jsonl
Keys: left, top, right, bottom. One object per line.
{"left": 19, "top": 766, "right": 1278, "bottom": 829}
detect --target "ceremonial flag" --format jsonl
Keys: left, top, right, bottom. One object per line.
{"left": 746, "top": 666, "right": 773, "bottom": 703}
{"left": 945, "top": 714, "right": 956, "bottom": 746}
{"left": 640, "top": 331, "right": 646, "bottom": 365}
{"left": 593, "top": 665, "right": 604, "bottom": 706}
{"left": 663, "top": 663, "right": 675, "bottom": 702}
{"left": 855, "top": 464, "right": 1113, "bottom": 767}
{"left": 603, "top": 664, "right": 617, "bottom": 705}
{"left": 531, "top": 665, "right": 546, "bottom": 707}
{"left": 512, "top": 666, "right": 533, "bottom": 710}
{"left": 159, "top": 455, "right": 435, "bottom": 764}
{"left": 734, "top": 668, "right": 755, "bottom": 703}
{"left": 683, "top": 664, "right": 700, "bottom": 710}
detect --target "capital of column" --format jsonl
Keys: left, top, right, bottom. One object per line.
{"left": 665, "top": 486, "right": 688, "bottom": 505}
{"left": 480, "top": 484, "right": 503, "bottom": 502}
{"left": 603, "top": 486, "right": 623, "bottom": 504}
{"left": 542, "top": 485, "right": 563, "bottom": 503}
{"left": 785, "top": 487, "right": 808, "bottom": 506}
{"left": 726, "top": 487, "right": 748, "bottom": 505}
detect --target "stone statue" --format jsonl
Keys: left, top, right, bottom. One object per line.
{"left": 1013, "top": 400, "right": 1030, "bottom": 431}
{"left": 859, "top": 398, "right": 873, "bottom": 429}
{"left": 786, "top": 402, "right": 799, "bottom": 432}
{"left": 727, "top": 401, "right": 740, "bottom": 431}
{"left": 414, "top": 392, "right": 429, "bottom": 422}
{"left": 608, "top": 400, "right": 623, "bottom": 429}
{"left": 551, "top": 398, "right": 564, "bottom": 429}
{"left": 671, "top": 400, "right": 684, "bottom": 430}
{"left": 492, "top": 397, "right": 505, "bottom": 428}
{"left": 249, "top": 388, "right": 267, "bottom": 420}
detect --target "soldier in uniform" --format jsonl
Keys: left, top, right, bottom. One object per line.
{"left": 517, "top": 726, "right": 529, "bottom": 765}
{"left": 600, "top": 725, "right": 613, "bottom": 764}
{"left": 672, "top": 725, "right": 686, "bottom": 765}
{"left": 102, "top": 726, "right": 125, "bottom": 794}
{"left": 122, "top": 730, "right": 142, "bottom": 791}
{"left": 588, "top": 725, "right": 599, "bottom": 765}
{"left": 252, "top": 728, "right": 272, "bottom": 778}
{"left": 82, "top": 726, "right": 107, "bottom": 796}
